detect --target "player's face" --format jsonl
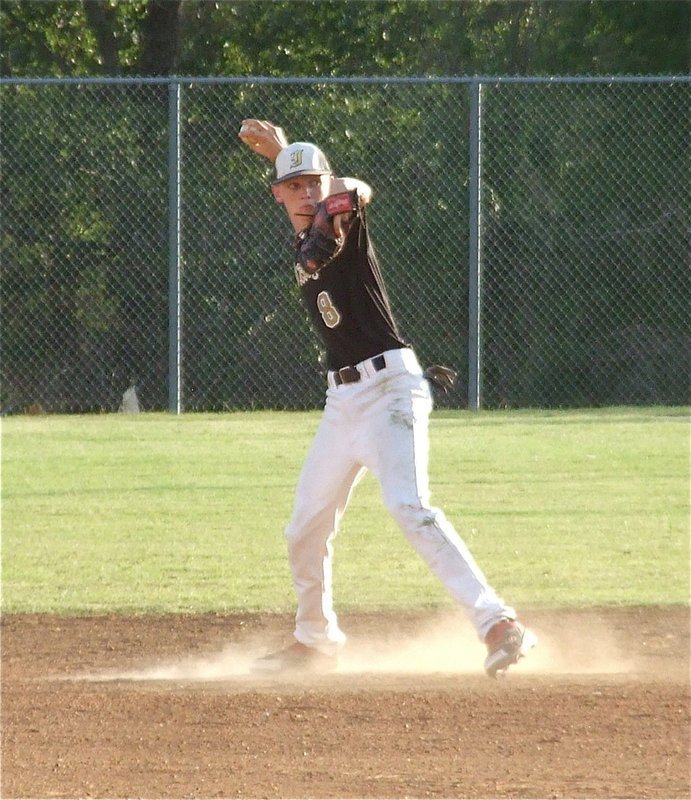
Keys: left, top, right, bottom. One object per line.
{"left": 272, "top": 174, "right": 331, "bottom": 232}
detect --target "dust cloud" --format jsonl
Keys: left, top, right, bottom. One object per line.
{"left": 77, "top": 611, "right": 635, "bottom": 684}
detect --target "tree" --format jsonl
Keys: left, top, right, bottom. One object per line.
{"left": 1, "top": 0, "right": 688, "bottom": 78}
{"left": 139, "top": 0, "right": 181, "bottom": 75}
{"left": 1, "top": 1, "right": 688, "bottom": 411}
{"left": 1, "top": 0, "right": 181, "bottom": 77}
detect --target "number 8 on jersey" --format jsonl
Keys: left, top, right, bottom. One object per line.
{"left": 316, "top": 290, "right": 341, "bottom": 329}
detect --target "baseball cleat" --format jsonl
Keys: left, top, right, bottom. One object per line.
{"left": 483, "top": 619, "right": 537, "bottom": 678}
{"left": 252, "top": 641, "right": 338, "bottom": 674}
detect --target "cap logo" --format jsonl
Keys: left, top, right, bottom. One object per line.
{"left": 289, "top": 149, "right": 304, "bottom": 169}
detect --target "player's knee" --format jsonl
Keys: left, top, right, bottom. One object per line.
{"left": 284, "top": 505, "right": 334, "bottom": 544}
{"left": 387, "top": 499, "right": 428, "bottom": 528}
{"left": 387, "top": 499, "right": 448, "bottom": 537}
{"left": 284, "top": 515, "right": 312, "bottom": 544}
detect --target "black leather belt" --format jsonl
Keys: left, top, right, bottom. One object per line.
{"left": 333, "top": 354, "right": 386, "bottom": 386}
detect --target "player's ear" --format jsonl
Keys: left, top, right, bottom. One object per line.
{"left": 271, "top": 184, "right": 284, "bottom": 204}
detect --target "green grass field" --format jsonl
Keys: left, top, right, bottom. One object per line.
{"left": 2, "top": 407, "right": 688, "bottom": 615}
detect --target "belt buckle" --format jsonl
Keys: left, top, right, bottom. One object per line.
{"left": 337, "top": 366, "right": 360, "bottom": 385}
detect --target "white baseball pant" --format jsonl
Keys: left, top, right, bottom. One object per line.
{"left": 285, "top": 347, "right": 516, "bottom": 653}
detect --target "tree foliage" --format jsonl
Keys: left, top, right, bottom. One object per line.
{"left": 1, "top": 2, "right": 688, "bottom": 411}
{"left": 1, "top": 0, "right": 688, "bottom": 78}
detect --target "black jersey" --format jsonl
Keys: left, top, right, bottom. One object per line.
{"left": 294, "top": 210, "right": 407, "bottom": 370}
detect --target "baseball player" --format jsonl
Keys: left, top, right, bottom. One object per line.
{"left": 238, "top": 119, "right": 536, "bottom": 677}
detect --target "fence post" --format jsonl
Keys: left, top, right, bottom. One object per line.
{"left": 467, "top": 79, "right": 483, "bottom": 411}
{"left": 168, "top": 81, "right": 182, "bottom": 413}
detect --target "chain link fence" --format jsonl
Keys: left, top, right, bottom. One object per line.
{"left": 1, "top": 76, "right": 688, "bottom": 413}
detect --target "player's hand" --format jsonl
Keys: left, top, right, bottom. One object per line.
{"left": 330, "top": 176, "right": 373, "bottom": 205}
{"left": 238, "top": 119, "right": 289, "bottom": 161}
{"left": 297, "top": 190, "right": 359, "bottom": 273}
{"left": 328, "top": 178, "right": 372, "bottom": 237}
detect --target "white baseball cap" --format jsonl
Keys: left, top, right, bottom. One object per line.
{"left": 272, "top": 142, "right": 332, "bottom": 185}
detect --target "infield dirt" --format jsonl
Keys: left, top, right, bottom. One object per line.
{"left": 2, "top": 606, "right": 689, "bottom": 799}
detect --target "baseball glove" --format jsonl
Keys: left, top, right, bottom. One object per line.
{"left": 423, "top": 364, "right": 457, "bottom": 394}
{"left": 297, "top": 190, "right": 359, "bottom": 273}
